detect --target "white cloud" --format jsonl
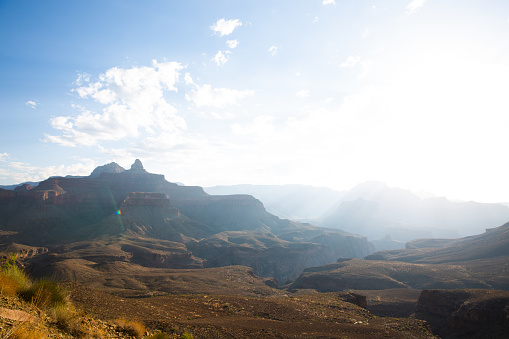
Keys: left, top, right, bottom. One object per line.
{"left": 45, "top": 60, "right": 185, "bottom": 147}
{"left": 295, "top": 90, "right": 310, "bottom": 98}
{"left": 211, "top": 18, "right": 242, "bottom": 36}
{"left": 362, "top": 28, "right": 370, "bottom": 38}
{"left": 0, "top": 153, "right": 8, "bottom": 162}
{"left": 0, "top": 158, "right": 97, "bottom": 184}
{"left": 74, "top": 72, "right": 90, "bottom": 86}
{"left": 50, "top": 116, "right": 74, "bottom": 130}
{"left": 406, "top": 0, "right": 426, "bottom": 15}
{"left": 322, "top": 0, "right": 336, "bottom": 5}
{"left": 25, "top": 101, "right": 37, "bottom": 109}
{"left": 226, "top": 40, "right": 239, "bottom": 49}
{"left": 231, "top": 115, "right": 276, "bottom": 141}
{"left": 185, "top": 83, "right": 253, "bottom": 108}
{"left": 213, "top": 50, "right": 230, "bottom": 66}
{"left": 269, "top": 46, "right": 278, "bottom": 56}
{"left": 184, "top": 72, "right": 194, "bottom": 86}
{"left": 340, "top": 56, "right": 361, "bottom": 67}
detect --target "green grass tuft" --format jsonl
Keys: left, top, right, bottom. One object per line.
{"left": 1, "top": 264, "right": 29, "bottom": 292}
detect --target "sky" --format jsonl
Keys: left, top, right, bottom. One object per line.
{"left": 1, "top": 0, "right": 509, "bottom": 203}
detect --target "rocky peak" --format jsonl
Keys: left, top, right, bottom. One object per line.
{"left": 14, "top": 184, "right": 33, "bottom": 191}
{"left": 90, "top": 162, "right": 126, "bottom": 177}
{"left": 129, "top": 159, "right": 147, "bottom": 173}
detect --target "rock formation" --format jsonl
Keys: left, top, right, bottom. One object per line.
{"left": 13, "top": 183, "right": 33, "bottom": 191}
{"left": 415, "top": 289, "right": 509, "bottom": 338}
{"left": 0, "top": 160, "right": 375, "bottom": 284}
{"left": 89, "top": 162, "right": 126, "bottom": 177}
{"left": 130, "top": 159, "right": 146, "bottom": 172}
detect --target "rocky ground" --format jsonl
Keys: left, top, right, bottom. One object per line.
{"left": 66, "top": 283, "right": 437, "bottom": 338}
{"left": 0, "top": 281, "right": 437, "bottom": 338}
{"left": 0, "top": 293, "right": 137, "bottom": 338}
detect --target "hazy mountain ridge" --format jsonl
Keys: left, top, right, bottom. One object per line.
{"left": 320, "top": 181, "right": 509, "bottom": 241}
{"left": 207, "top": 181, "right": 509, "bottom": 248}
{"left": 204, "top": 184, "right": 345, "bottom": 220}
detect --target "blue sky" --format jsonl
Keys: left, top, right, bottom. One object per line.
{"left": 1, "top": 0, "right": 509, "bottom": 202}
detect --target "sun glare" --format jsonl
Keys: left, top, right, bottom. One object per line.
{"left": 354, "top": 36, "right": 509, "bottom": 201}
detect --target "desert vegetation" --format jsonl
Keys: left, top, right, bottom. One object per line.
{"left": 0, "top": 253, "right": 182, "bottom": 338}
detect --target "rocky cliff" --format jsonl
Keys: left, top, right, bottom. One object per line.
{"left": 415, "top": 289, "right": 509, "bottom": 338}
{"left": 0, "top": 160, "right": 375, "bottom": 287}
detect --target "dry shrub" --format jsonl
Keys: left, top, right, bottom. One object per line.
{"left": 0, "top": 255, "right": 28, "bottom": 296}
{"left": 85, "top": 327, "right": 107, "bottom": 338}
{"left": 53, "top": 303, "right": 109, "bottom": 338}
{"left": 0, "top": 273, "right": 21, "bottom": 296}
{"left": 115, "top": 317, "right": 146, "bottom": 338}
{"left": 20, "top": 278, "right": 68, "bottom": 309}
{"left": 1, "top": 265, "right": 29, "bottom": 293}
{"left": 148, "top": 332, "right": 170, "bottom": 339}
{"left": 53, "top": 303, "right": 85, "bottom": 335}
{"left": 53, "top": 303, "right": 75, "bottom": 326}
{"left": 10, "top": 322, "right": 49, "bottom": 339}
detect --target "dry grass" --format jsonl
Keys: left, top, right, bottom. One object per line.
{"left": 9, "top": 322, "right": 50, "bottom": 339}
{"left": 19, "top": 278, "right": 68, "bottom": 309}
{"left": 147, "top": 332, "right": 170, "bottom": 339}
{"left": 0, "top": 265, "right": 29, "bottom": 294}
{"left": 0, "top": 259, "right": 139, "bottom": 339}
{"left": 53, "top": 302, "right": 76, "bottom": 326}
{"left": 52, "top": 302, "right": 88, "bottom": 337}
{"left": 0, "top": 273, "right": 21, "bottom": 296}
{"left": 115, "top": 317, "right": 146, "bottom": 338}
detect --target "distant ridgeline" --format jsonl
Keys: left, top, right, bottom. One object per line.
{"left": 207, "top": 181, "right": 509, "bottom": 249}
{"left": 0, "top": 160, "right": 373, "bottom": 284}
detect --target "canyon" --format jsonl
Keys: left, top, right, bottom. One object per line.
{"left": 1, "top": 160, "right": 508, "bottom": 337}
{"left": 0, "top": 160, "right": 372, "bottom": 284}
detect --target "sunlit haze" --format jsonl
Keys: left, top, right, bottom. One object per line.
{"left": 1, "top": 0, "right": 509, "bottom": 203}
